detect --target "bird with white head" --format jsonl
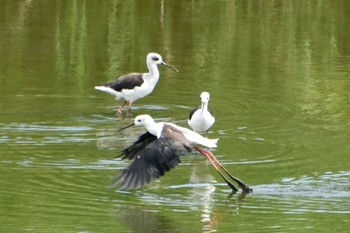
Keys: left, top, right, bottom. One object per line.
{"left": 95, "top": 53, "right": 178, "bottom": 116}
{"left": 188, "top": 91, "right": 215, "bottom": 135}
{"left": 113, "top": 114, "right": 252, "bottom": 193}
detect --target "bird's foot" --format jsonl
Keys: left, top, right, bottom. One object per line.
{"left": 240, "top": 184, "right": 253, "bottom": 194}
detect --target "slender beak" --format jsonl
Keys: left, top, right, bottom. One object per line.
{"left": 161, "top": 62, "right": 179, "bottom": 72}
{"left": 117, "top": 123, "right": 135, "bottom": 132}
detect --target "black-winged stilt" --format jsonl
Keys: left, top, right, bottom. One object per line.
{"left": 188, "top": 92, "right": 215, "bottom": 135}
{"left": 95, "top": 53, "right": 178, "bottom": 116}
{"left": 113, "top": 114, "right": 252, "bottom": 193}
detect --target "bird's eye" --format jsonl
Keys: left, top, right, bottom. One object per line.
{"left": 152, "top": 57, "right": 159, "bottom": 61}
{"left": 138, "top": 119, "right": 141, "bottom": 122}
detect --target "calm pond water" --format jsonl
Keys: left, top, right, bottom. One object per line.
{"left": 1, "top": 0, "right": 350, "bottom": 232}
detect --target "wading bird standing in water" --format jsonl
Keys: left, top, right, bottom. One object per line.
{"left": 113, "top": 114, "right": 252, "bottom": 193}
{"left": 188, "top": 91, "right": 215, "bottom": 136}
{"left": 95, "top": 53, "right": 178, "bottom": 116}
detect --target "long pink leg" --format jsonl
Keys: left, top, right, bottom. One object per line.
{"left": 127, "top": 101, "right": 133, "bottom": 116}
{"left": 195, "top": 147, "right": 252, "bottom": 193}
{"left": 205, "top": 150, "right": 252, "bottom": 193}
{"left": 194, "top": 147, "right": 238, "bottom": 192}
{"left": 117, "top": 101, "right": 127, "bottom": 116}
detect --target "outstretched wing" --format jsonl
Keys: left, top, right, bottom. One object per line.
{"left": 113, "top": 125, "right": 192, "bottom": 190}
{"left": 101, "top": 73, "right": 144, "bottom": 92}
{"left": 116, "top": 131, "right": 157, "bottom": 160}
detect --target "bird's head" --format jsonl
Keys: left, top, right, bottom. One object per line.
{"left": 200, "top": 91, "right": 210, "bottom": 103}
{"left": 134, "top": 114, "right": 154, "bottom": 127}
{"left": 147, "top": 52, "right": 178, "bottom": 72}
{"left": 117, "top": 114, "right": 158, "bottom": 136}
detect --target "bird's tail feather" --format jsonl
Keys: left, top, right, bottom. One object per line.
{"left": 95, "top": 86, "right": 121, "bottom": 98}
{"left": 203, "top": 138, "right": 218, "bottom": 148}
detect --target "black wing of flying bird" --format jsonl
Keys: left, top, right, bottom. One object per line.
{"left": 113, "top": 124, "right": 192, "bottom": 190}
{"left": 101, "top": 73, "right": 144, "bottom": 92}
{"left": 116, "top": 131, "right": 157, "bottom": 160}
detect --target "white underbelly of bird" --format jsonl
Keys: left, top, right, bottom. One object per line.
{"left": 94, "top": 52, "right": 178, "bottom": 116}
{"left": 188, "top": 112, "right": 215, "bottom": 133}
{"left": 95, "top": 81, "right": 155, "bottom": 103}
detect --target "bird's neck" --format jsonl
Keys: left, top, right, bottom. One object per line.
{"left": 201, "top": 102, "right": 208, "bottom": 113}
{"left": 147, "top": 64, "right": 160, "bottom": 80}
{"left": 145, "top": 121, "right": 163, "bottom": 138}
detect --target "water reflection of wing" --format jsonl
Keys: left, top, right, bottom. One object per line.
{"left": 117, "top": 205, "right": 182, "bottom": 233}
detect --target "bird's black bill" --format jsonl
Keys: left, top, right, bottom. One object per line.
{"left": 117, "top": 123, "right": 135, "bottom": 132}
{"left": 161, "top": 62, "right": 179, "bottom": 72}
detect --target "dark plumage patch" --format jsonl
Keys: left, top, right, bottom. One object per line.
{"left": 188, "top": 106, "right": 214, "bottom": 120}
{"left": 101, "top": 73, "right": 144, "bottom": 92}
{"left": 113, "top": 124, "right": 192, "bottom": 190}
{"left": 151, "top": 56, "right": 160, "bottom": 61}
{"left": 116, "top": 132, "right": 157, "bottom": 160}
{"left": 188, "top": 106, "right": 200, "bottom": 120}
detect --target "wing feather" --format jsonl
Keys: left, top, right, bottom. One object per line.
{"left": 100, "top": 73, "right": 144, "bottom": 92}
{"left": 116, "top": 132, "right": 157, "bottom": 160}
{"left": 113, "top": 125, "right": 192, "bottom": 190}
